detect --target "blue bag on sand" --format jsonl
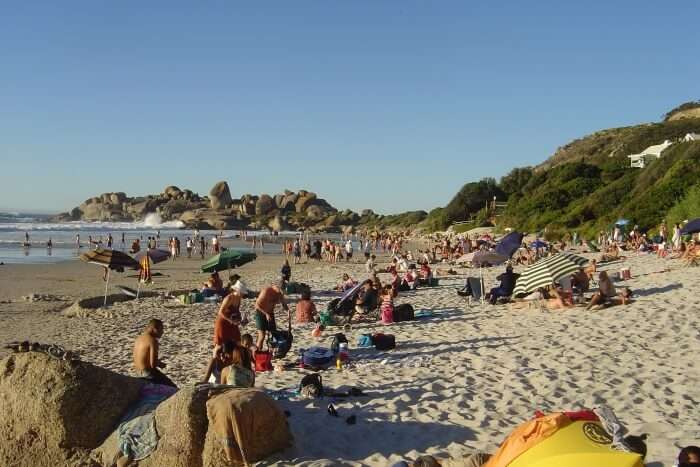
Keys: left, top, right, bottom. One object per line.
{"left": 357, "top": 334, "right": 373, "bottom": 348}
{"left": 414, "top": 309, "right": 434, "bottom": 319}
{"left": 302, "top": 347, "right": 334, "bottom": 368}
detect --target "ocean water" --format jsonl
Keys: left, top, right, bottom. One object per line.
{"left": 0, "top": 212, "right": 291, "bottom": 264}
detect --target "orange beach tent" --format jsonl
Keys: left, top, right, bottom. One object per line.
{"left": 485, "top": 413, "right": 643, "bottom": 467}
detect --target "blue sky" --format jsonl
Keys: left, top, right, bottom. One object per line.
{"left": 1, "top": 1, "right": 699, "bottom": 214}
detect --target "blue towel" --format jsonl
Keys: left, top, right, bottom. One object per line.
{"left": 117, "top": 384, "right": 177, "bottom": 460}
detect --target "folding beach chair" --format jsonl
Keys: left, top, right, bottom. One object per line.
{"left": 466, "top": 276, "right": 485, "bottom": 307}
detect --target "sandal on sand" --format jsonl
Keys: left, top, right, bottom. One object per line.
{"left": 327, "top": 403, "right": 339, "bottom": 417}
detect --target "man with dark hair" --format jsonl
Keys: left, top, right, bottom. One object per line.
{"left": 354, "top": 279, "right": 378, "bottom": 316}
{"left": 488, "top": 264, "right": 519, "bottom": 305}
{"left": 133, "top": 319, "right": 176, "bottom": 388}
{"left": 679, "top": 445, "right": 700, "bottom": 466}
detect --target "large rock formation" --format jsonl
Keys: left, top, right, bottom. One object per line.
{"left": 209, "top": 181, "right": 233, "bottom": 210}
{"left": 255, "top": 194, "right": 275, "bottom": 216}
{"left": 52, "top": 182, "right": 363, "bottom": 232}
{"left": 0, "top": 353, "right": 143, "bottom": 467}
{"left": 92, "top": 387, "right": 209, "bottom": 467}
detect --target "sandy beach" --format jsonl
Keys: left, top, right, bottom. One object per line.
{"left": 1, "top": 243, "right": 699, "bottom": 466}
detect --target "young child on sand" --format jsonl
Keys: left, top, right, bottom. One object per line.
{"left": 202, "top": 340, "right": 235, "bottom": 384}
{"left": 380, "top": 284, "right": 394, "bottom": 324}
{"left": 221, "top": 346, "right": 255, "bottom": 388}
{"left": 240, "top": 333, "right": 257, "bottom": 358}
{"left": 677, "top": 445, "right": 700, "bottom": 466}
{"left": 295, "top": 289, "right": 317, "bottom": 323}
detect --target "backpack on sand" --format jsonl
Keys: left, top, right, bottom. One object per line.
{"left": 393, "top": 303, "right": 414, "bottom": 322}
{"left": 372, "top": 333, "right": 396, "bottom": 351}
{"left": 299, "top": 373, "right": 323, "bottom": 398}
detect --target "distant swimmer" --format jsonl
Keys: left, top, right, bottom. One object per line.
{"left": 47, "top": 238, "right": 53, "bottom": 249}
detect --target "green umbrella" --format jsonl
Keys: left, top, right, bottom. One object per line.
{"left": 201, "top": 249, "right": 257, "bottom": 273}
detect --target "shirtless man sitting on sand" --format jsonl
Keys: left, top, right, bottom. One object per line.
{"left": 254, "top": 285, "right": 290, "bottom": 349}
{"left": 133, "top": 319, "right": 176, "bottom": 388}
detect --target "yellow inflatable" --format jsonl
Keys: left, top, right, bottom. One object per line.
{"left": 509, "top": 421, "right": 643, "bottom": 467}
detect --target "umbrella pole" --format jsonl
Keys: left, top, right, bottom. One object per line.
{"left": 104, "top": 269, "right": 110, "bottom": 308}
{"left": 480, "top": 266, "right": 485, "bottom": 304}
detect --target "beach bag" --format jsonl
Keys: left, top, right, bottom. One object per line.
{"left": 319, "top": 311, "right": 333, "bottom": 326}
{"left": 302, "top": 347, "right": 334, "bottom": 369}
{"left": 357, "top": 334, "right": 373, "bottom": 348}
{"left": 394, "top": 304, "right": 414, "bottom": 322}
{"left": 298, "top": 373, "right": 323, "bottom": 398}
{"left": 414, "top": 309, "right": 434, "bottom": 319}
{"left": 269, "top": 330, "right": 293, "bottom": 359}
{"left": 179, "top": 294, "right": 193, "bottom": 305}
{"left": 190, "top": 292, "right": 204, "bottom": 303}
{"left": 373, "top": 333, "right": 396, "bottom": 351}
{"left": 331, "top": 333, "right": 348, "bottom": 354}
{"left": 254, "top": 350, "right": 273, "bottom": 372}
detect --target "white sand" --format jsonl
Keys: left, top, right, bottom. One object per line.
{"left": 1, "top": 250, "right": 699, "bottom": 466}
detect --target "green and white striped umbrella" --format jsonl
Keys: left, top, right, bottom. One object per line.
{"left": 512, "top": 253, "right": 588, "bottom": 296}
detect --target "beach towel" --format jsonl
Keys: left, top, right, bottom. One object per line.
{"left": 206, "top": 388, "right": 293, "bottom": 465}
{"left": 117, "top": 383, "right": 177, "bottom": 461}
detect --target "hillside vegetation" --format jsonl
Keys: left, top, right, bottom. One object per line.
{"left": 420, "top": 111, "right": 700, "bottom": 238}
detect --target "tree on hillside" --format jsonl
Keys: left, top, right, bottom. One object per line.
{"left": 500, "top": 167, "right": 534, "bottom": 197}
{"left": 664, "top": 100, "right": 700, "bottom": 121}
{"left": 444, "top": 178, "right": 504, "bottom": 224}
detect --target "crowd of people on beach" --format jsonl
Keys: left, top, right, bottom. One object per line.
{"left": 106, "top": 222, "right": 700, "bottom": 466}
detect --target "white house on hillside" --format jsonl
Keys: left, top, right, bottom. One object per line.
{"left": 683, "top": 132, "right": 700, "bottom": 142}
{"left": 627, "top": 139, "right": 673, "bottom": 168}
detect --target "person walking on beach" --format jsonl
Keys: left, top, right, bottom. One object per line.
{"left": 175, "top": 237, "right": 181, "bottom": 257}
{"left": 75, "top": 234, "right": 81, "bottom": 248}
{"left": 254, "top": 285, "right": 289, "bottom": 350}
{"left": 200, "top": 236, "right": 206, "bottom": 258}
{"left": 212, "top": 235, "right": 219, "bottom": 254}
{"left": 292, "top": 239, "right": 301, "bottom": 264}
{"left": 133, "top": 319, "right": 176, "bottom": 388}
{"left": 186, "top": 237, "right": 193, "bottom": 258}
{"left": 107, "top": 233, "right": 113, "bottom": 249}
{"left": 121, "top": 232, "right": 126, "bottom": 250}
{"left": 672, "top": 223, "right": 682, "bottom": 251}
{"left": 345, "top": 239, "right": 353, "bottom": 262}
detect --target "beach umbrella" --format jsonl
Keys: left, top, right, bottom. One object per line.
{"left": 681, "top": 218, "right": 700, "bottom": 235}
{"left": 338, "top": 281, "right": 364, "bottom": 307}
{"left": 133, "top": 248, "right": 171, "bottom": 264}
{"left": 512, "top": 253, "right": 588, "bottom": 296}
{"left": 79, "top": 248, "right": 139, "bottom": 307}
{"left": 495, "top": 231, "right": 524, "bottom": 258}
{"left": 472, "top": 250, "right": 508, "bottom": 267}
{"left": 615, "top": 219, "right": 630, "bottom": 226}
{"left": 201, "top": 249, "right": 257, "bottom": 273}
